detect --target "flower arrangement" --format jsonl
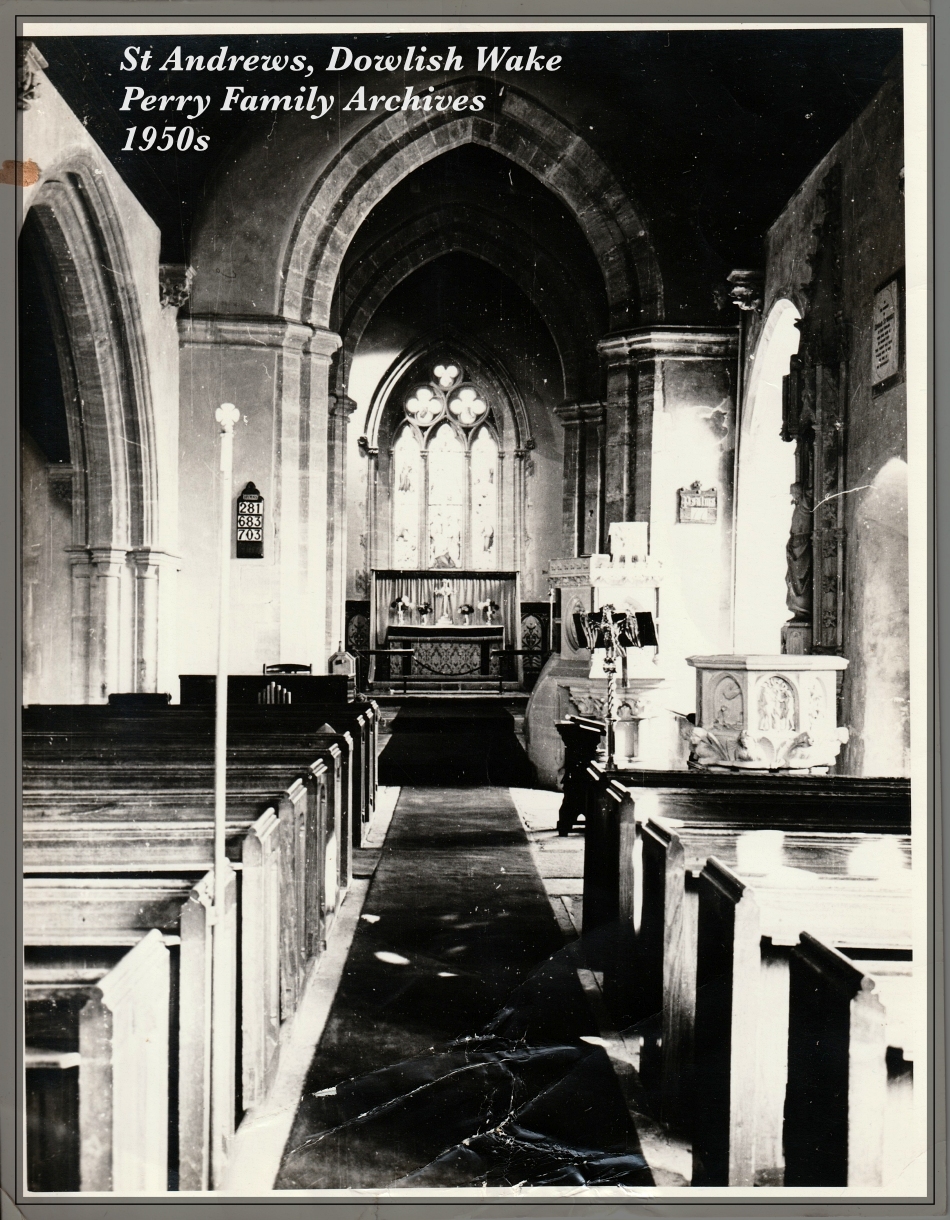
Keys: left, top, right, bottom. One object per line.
{"left": 416, "top": 601, "right": 433, "bottom": 623}
{"left": 390, "top": 595, "right": 411, "bottom": 625}
{"left": 459, "top": 603, "right": 474, "bottom": 625}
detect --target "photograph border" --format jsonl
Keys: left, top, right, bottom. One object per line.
{"left": 1, "top": 3, "right": 941, "bottom": 1216}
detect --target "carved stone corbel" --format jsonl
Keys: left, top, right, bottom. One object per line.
{"left": 159, "top": 264, "right": 195, "bottom": 310}
{"left": 17, "top": 40, "right": 47, "bottom": 110}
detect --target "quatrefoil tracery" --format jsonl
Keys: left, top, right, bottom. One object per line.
{"left": 403, "top": 364, "right": 489, "bottom": 432}
{"left": 449, "top": 387, "right": 488, "bottom": 426}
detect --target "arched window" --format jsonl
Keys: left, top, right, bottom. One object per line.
{"left": 390, "top": 363, "right": 499, "bottom": 570}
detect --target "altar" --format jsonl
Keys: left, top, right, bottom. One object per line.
{"left": 370, "top": 569, "right": 519, "bottom": 683}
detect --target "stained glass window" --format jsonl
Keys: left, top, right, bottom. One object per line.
{"left": 391, "top": 362, "right": 501, "bottom": 570}
{"left": 392, "top": 426, "right": 421, "bottom": 568}
{"left": 427, "top": 423, "right": 465, "bottom": 568}
{"left": 470, "top": 428, "right": 498, "bottom": 568}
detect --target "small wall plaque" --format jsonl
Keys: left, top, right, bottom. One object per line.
{"left": 871, "top": 276, "right": 901, "bottom": 386}
{"left": 236, "top": 481, "right": 264, "bottom": 558}
{"left": 677, "top": 481, "right": 718, "bottom": 524}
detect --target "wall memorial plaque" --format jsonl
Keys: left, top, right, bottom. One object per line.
{"left": 872, "top": 276, "right": 901, "bottom": 385}
{"left": 677, "top": 481, "right": 718, "bottom": 524}
{"left": 236, "top": 481, "right": 264, "bottom": 558}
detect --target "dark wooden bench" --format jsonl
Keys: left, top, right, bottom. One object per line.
{"left": 24, "top": 698, "right": 379, "bottom": 848}
{"left": 25, "top": 931, "right": 171, "bottom": 1192}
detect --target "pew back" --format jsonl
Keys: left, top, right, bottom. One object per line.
{"left": 692, "top": 858, "right": 913, "bottom": 1188}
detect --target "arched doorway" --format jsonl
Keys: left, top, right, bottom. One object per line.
{"left": 733, "top": 299, "right": 801, "bottom": 653}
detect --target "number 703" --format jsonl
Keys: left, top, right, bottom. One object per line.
{"left": 123, "top": 126, "right": 210, "bottom": 152}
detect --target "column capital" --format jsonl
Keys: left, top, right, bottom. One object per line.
{"left": 554, "top": 401, "right": 605, "bottom": 426}
{"left": 88, "top": 546, "right": 129, "bottom": 568}
{"left": 598, "top": 326, "right": 739, "bottom": 364}
{"left": 128, "top": 547, "right": 181, "bottom": 572}
{"left": 65, "top": 546, "right": 94, "bottom": 571}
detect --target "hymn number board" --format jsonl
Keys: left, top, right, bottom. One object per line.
{"left": 236, "top": 481, "right": 264, "bottom": 558}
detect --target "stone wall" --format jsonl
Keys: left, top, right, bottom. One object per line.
{"left": 754, "top": 67, "right": 908, "bottom": 774}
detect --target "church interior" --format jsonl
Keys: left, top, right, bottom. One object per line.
{"left": 18, "top": 25, "right": 922, "bottom": 1196}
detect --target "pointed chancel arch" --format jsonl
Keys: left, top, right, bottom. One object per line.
{"left": 280, "top": 83, "right": 662, "bottom": 331}
{"left": 331, "top": 207, "right": 603, "bottom": 404}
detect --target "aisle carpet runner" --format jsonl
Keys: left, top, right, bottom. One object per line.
{"left": 377, "top": 699, "right": 537, "bottom": 787}
{"left": 277, "top": 786, "right": 652, "bottom": 1190}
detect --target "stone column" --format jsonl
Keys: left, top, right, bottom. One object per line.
{"left": 66, "top": 549, "right": 94, "bottom": 702}
{"left": 178, "top": 316, "right": 341, "bottom": 675}
{"left": 306, "top": 329, "right": 343, "bottom": 665}
{"left": 129, "top": 548, "right": 179, "bottom": 693}
{"left": 511, "top": 448, "right": 526, "bottom": 573}
{"left": 326, "top": 392, "right": 356, "bottom": 657}
{"left": 553, "top": 402, "right": 606, "bottom": 556}
{"left": 88, "top": 546, "right": 128, "bottom": 701}
{"left": 598, "top": 330, "right": 661, "bottom": 526}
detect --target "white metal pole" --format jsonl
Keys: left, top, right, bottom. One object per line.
{"left": 210, "top": 403, "right": 239, "bottom": 1188}
{"left": 214, "top": 404, "right": 239, "bottom": 903}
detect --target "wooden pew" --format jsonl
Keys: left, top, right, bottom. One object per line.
{"left": 174, "top": 685, "right": 381, "bottom": 845}
{"left": 24, "top": 714, "right": 363, "bottom": 864}
{"left": 784, "top": 933, "right": 915, "bottom": 1188}
{"left": 26, "top": 930, "right": 170, "bottom": 1192}
{"left": 23, "top": 732, "right": 348, "bottom": 921}
{"left": 691, "top": 858, "right": 912, "bottom": 1188}
{"left": 581, "top": 773, "right": 909, "bottom": 996}
{"left": 22, "top": 697, "right": 379, "bottom": 848}
{"left": 578, "top": 777, "right": 637, "bottom": 974}
{"left": 631, "top": 798, "right": 911, "bottom": 1118}
{"left": 554, "top": 716, "right": 606, "bottom": 835}
{"left": 24, "top": 867, "right": 238, "bottom": 1190}
{"left": 24, "top": 779, "right": 321, "bottom": 1061}
{"left": 580, "top": 761, "right": 910, "bottom": 932}
{"left": 21, "top": 700, "right": 367, "bottom": 1183}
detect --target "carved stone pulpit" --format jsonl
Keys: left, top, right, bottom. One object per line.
{"left": 686, "top": 654, "right": 849, "bottom": 773}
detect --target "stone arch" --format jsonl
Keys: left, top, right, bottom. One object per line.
{"left": 21, "top": 158, "right": 160, "bottom": 699}
{"left": 281, "top": 83, "right": 662, "bottom": 330}
{"left": 733, "top": 298, "right": 801, "bottom": 652}
{"left": 24, "top": 158, "right": 157, "bottom": 551}
{"left": 333, "top": 207, "right": 601, "bottom": 404}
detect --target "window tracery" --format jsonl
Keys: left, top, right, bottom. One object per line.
{"left": 390, "top": 362, "right": 498, "bottom": 570}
